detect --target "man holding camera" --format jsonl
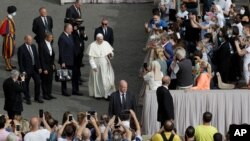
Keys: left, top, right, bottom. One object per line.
{"left": 65, "top": 0, "right": 88, "bottom": 84}
{"left": 3, "top": 70, "right": 26, "bottom": 119}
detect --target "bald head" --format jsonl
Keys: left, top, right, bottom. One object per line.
{"left": 30, "top": 117, "right": 40, "bottom": 130}
{"left": 24, "top": 35, "right": 33, "bottom": 45}
{"left": 82, "top": 128, "right": 91, "bottom": 140}
{"left": 162, "top": 76, "right": 171, "bottom": 86}
{"left": 119, "top": 80, "right": 128, "bottom": 93}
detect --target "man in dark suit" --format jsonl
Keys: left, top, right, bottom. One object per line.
{"left": 73, "top": 26, "right": 88, "bottom": 84}
{"left": 94, "top": 18, "right": 114, "bottom": 46}
{"left": 108, "top": 80, "right": 136, "bottom": 117}
{"left": 65, "top": 0, "right": 82, "bottom": 26}
{"left": 39, "top": 33, "right": 56, "bottom": 100}
{"left": 58, "top": 23, "right": 82, "bottom": 96}
{"left": 32, "top": 7, "right": 53, "bottom": 45}
{"left": 17, "top": 35, "right": 43, "bottom": 105}
{"left": 3, "top": 70, "right": 26, "bottom": 119}
{"left": 156, "top": 76, "right": 174, "bottom": 126}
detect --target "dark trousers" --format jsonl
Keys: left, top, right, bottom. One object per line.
{"left": 24, "top": 70, "right": 41, "bottom": 100}
{"left": 41, "top": 68, "right": 54, "bottom": 97}
{"left": 7, "top": 110, "right": 21, "bottom": 120}
{"left": 61, "top": 65, "right": 79, "bottom": 94}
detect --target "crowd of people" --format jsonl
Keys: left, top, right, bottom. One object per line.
{"left": 1, "top": 0, "right": 250, "bottom": 140}
{"left": 143, "top": 0, "right": 250, "bottom": 90}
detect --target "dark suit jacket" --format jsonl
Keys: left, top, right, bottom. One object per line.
{"left": 94, "top": 26, "right": 114, "bottom": 46}
{"left": 65, "top": 5, "right": 81, "bottom": 27}
{"left": 38, "top": 40, "right": 55, "bottom": 71}
{"left": 32, "top": 16, "right": 53, "bottom": 43}
{"left": 17, "top": 44, "right": 41, "bottom": 74}
{"left": 108, "top": 91, "right": 136, "bottom": 117}
{"left": 58, "top": 32, "right": 75, "bottom": 66}
{"left": 3, "top": 77, "right": 25, "bottom": 112}
{"left": 156, "top": 86, "right": 174, "bottom": 122}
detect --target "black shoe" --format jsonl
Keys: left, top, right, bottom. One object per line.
{"left": 62, "top": 93, "right": 71, "bottom": 97}
{"left": 43, "top": 96, "right": 51, "bottom": 100}
{"left": 72, "top": 92, "right": 83, "bottom": 96}
{"left": 48, "top": 95, "right": 57, "bottom": 99}
{"left": 26, "top": 100, "right": 31, "bottom": 105}
{"left": 34, "top": 99, "right": 44, "bottom": 103}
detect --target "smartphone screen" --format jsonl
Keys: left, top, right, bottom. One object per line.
{"left": 16, "top": 125, "right": 20, "bottom": 131}
{"left": 68, "top": 115, "right": 73, "bottom": 121}
{"left": 87, "top": 114, "right": 91, "bottom": 120}
{"left": 39, "top": 109, "right": 43, "bottom": 118}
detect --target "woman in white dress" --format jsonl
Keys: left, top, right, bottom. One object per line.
{"left": 86, "top": 33, "right": 116, "bottom": 99}
{"left": 142, "top": 60, "right": 163, "bottom": 135}
{"left": 235, "top": 37, "right": 250, "bottom": 88}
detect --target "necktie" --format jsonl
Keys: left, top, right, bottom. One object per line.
{"left": 27, "top": 45, "right": 35, "bottom": 65}
{"left": 77, "top": 8, "right": 81, "bottom": 17}
{"left": 44, "top": 17, "right": 49, "bottom": 32}
{"left": 122, "top": 94, "right": 126, "bottom": 110}
{"left": 105, "top": 28, "right": 107, "bottom": 36}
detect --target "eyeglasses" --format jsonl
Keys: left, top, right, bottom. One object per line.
{"left": 102, "top": 23, "right": 108, "bottom": 26}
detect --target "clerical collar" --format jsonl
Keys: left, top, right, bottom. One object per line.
{"left": 7, "top": 14, "right": 13, "bottom": 19}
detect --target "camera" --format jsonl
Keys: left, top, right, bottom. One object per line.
{"left": 18, "top": 72, "right": 26, "bottom": 81}
{"left": 39, "top": 109, "right": 43, "bottom": 118}
{"left": 64, "top": 18, "right": 84, "bottom": 31}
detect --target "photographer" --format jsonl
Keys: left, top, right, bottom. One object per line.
{"left": 3, "top": 70, "right": 26, "bottom": 119}
{"left": 74, "top": 25, "right": 88, "bottom": 85}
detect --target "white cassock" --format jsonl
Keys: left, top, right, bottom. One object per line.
{"left": 86, "top": 41, "right": 116, "bottom": 98}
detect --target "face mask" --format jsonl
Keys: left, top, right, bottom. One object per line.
{"left": 240, "top": 9, "right": 245, "bottom": 15}
{"left": 219, "top": 37, "right": 223, "bottom": 42}
{"left": 12, "top": 12, "right": 16, "bottom": 16}
{"left": 204, "top": 15, "right": 209, "bottom": 21}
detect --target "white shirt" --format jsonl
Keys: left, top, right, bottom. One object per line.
{"left": 103, "top": 27, "right": 107, "bottom": 35}
{"left": 177, "top": 10, "right": 189, "bottom": 19}
{"left": 64, "top": 32, "right": 69, "bottom": 37}
{"left": 24, "top": 129, "right": 50, "bottom": 141}
{"left": 119, "top": 91, "right": 126, "bottom": 104}
{"left": 45, "top": 40, "right": 52, "bottom": 56}
{"left": 143, "top": 72, "right": 163, "bottom": 90}
{"left": 41, "top": 16, "right": 47, "bottom": 26}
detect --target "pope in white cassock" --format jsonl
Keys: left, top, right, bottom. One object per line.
{"left": 86, "top": 33, "right": 116, "bottom": 99}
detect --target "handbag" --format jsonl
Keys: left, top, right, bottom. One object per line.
{"left": 55, "top": 69, "right": 72, "bottom": 82}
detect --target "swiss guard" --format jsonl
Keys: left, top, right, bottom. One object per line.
{"left": 0, "top": 6, "right": 17, "bottom": 71}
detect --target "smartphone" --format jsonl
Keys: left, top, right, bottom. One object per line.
{"left": 39, "top": 109, "right": 43, "bottom": 118}
{"left": 123, "top": 110, "right": 130, "bottom": 114}
{"left": 143, "top": 63, "right": 148, "bottom": 71}
{"left": 114, "top": 115, "right": 119, "bottom": 125}
{"left": 16, "top": 125, "right": 20, "bottom": 132}
{"left": 88, "top": 111, "right": 96, "bottom": 115}
{"left": 114, "top": 125, "right": 120, "bottom": 129}
{"left": 68, "top": 115, "right": 73, "bottom": 121}
{"left": 87, "top": 114, "right": 91, "bottom": 120}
